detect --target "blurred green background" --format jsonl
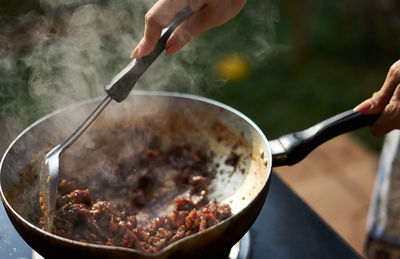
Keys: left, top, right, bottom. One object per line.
{"left": 1, "top": 0, "right": 400, "bottom": 151}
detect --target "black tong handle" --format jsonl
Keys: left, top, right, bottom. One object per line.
{"left": 105, "top": 7, "right": 194, "bottom": 102}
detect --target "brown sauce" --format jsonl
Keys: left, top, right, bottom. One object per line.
{"left": 38, "top": 142, "right": 232, "bottom": 253}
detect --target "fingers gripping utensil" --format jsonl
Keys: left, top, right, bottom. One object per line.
{"left": 39, "top": 7, "right": 194, "bottom": 231}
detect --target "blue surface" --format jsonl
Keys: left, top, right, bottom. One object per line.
{"left": 251, "top": 173, "right": 360, "bottom": 258}
{"left": 0, "top": 200, "right": 32, "bottom": 258}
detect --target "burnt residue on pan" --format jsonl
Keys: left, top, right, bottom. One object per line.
{"left": 38, "top": 141, "right": 232, "bottom": 253}
{"left": 3, "top": 94, "right": 260, "bottom": 256}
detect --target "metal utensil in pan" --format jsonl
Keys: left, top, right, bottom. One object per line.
{"left": 39, "top": 7, "right": 194, "bottom": 232}
{"left": 0, "top": 91, "right": 379, "bottom": 258}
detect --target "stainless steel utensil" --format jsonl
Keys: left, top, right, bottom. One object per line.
{"left": 38, "top": 7, "right": 194, "bottom": 231}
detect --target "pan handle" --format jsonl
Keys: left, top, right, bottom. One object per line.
{"left": 270, "top": 110, "right": 380, "bottom": 167}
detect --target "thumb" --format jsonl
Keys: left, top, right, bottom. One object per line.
{"left": 355, "top": 60, "right": 400, "bottom": 114}
{"left": 353, "top": 93, "right": 386, "bottom": 114}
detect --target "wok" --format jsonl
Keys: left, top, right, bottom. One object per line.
{"left": 0, "top": 91, "right": 378, "bottom": 258}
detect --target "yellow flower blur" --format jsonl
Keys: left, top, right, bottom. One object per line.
{"left": 215, "top": 53, "right": 251, "bottom": 82}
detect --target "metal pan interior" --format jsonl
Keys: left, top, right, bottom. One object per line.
{"left": 0, "top": 91, "right": 271, "bottom": 255}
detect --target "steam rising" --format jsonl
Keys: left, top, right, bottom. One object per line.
{"left": 0, "top": 0, "right": 278, "bottom": 125}
{"left": 0, "top": 0, "right": 278, "bottom": 239}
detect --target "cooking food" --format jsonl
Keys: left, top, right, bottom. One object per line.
{"left": 0, "top": 92, "right": 380, "bottom": 258}
{"left": 38, "top": 141, "right": 232, "bottom": 253}
{"left": 1, "top": 93, "right": 272, "bottom": 258}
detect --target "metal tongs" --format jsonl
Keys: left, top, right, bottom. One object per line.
{"left": 39, "top": 7, "right": 194, "bottom": 231}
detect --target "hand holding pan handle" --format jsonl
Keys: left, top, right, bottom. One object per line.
{"left": 105, "top": 7, "right": 194, "bottom": 102}
{"left": 270, "top": 110, "right": 380, "bottom": 167}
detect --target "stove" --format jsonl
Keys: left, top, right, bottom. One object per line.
{"left": 0, "top": 173, "right": 360, "bottom": 259}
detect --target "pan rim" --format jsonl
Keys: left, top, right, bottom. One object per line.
{"left": 0, "top": 90, "right": 272, "bottom": 256}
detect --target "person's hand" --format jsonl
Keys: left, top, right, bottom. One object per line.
{"left": 130, "top": 0, "right": 246, "bottom": 59}
{"left": 354, "top": 59, "right": 400, "bottom": 137}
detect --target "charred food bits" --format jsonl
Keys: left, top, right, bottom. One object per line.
{"left": 38, "top": 143, "right": 232, "bottom": 253}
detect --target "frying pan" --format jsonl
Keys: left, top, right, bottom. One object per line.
{"left": 0, "top": 91, "right": 378, "bottom": 258}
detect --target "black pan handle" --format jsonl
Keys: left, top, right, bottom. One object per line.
{"left": 105, "top": 6, "right": 194, "bottom": 102}
{"left": 270, "top": 110, "right": 380, "bottom": 167}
